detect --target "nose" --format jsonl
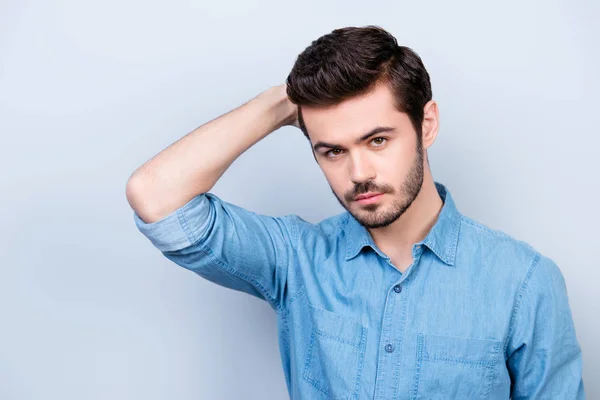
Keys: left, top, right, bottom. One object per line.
{"left": 349, "top": 151, "right": 376, "bottom": 184}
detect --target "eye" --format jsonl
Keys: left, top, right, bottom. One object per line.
{"left": 371, "top": 137, "right": 387, "bottom": 147}
{"left": 325, "top": 149, "right": 344, "bottom": 158}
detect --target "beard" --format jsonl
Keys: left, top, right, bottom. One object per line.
{"left": 331, "top": 138, "right": 424, "bottom": 229}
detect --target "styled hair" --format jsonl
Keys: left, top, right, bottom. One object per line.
{"left": 286, "top": 25, "right": 432, "bottom": 140}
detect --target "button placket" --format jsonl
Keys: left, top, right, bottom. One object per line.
{"left": 374, "top": 258, "right": 414, "bottom": 399}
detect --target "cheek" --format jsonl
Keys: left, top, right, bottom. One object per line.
{"left": 375, "top": 148, "right": 416, "bottom": 185}
{"left": 323, "top": 167, "right": 349, "bottom": 192}
{"left": 388, "top": 142, "right": 417, "bottom": 169}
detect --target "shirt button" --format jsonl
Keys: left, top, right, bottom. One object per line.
{"left": 393, "top": 284, "right": 402, "bottom": 293}
{"left": 385, "top": 343, "right": 394, "bottom": 353}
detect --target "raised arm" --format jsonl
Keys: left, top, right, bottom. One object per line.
{"left": 125, "top": 84, "right": 304, "bottom": 311}
{"left": 125, "top": 84, "right": 298, "bottom": 224}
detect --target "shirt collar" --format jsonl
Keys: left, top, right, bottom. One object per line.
{"left": 343, "top": 181, "right": 461, "bottom": 266}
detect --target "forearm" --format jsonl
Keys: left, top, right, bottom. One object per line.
{"left": 126, "top": 85, "right": 295, "bottom": 223}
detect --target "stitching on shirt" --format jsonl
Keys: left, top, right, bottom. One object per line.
{"left": 411, "top": 334, "right": 425, "bottom": 400}
{"left": 303, "top": 331, "right": 337, "bottom": 400}
{"left": 484, "top": 342, "right": 503, "bottom": 398}
{"left": 273, "top": 215, "right": 299, "bottom": 315}
{"left": 283, "top": 283, "right": 306, "bottom": 319}
{"left": 341, "top": 214, "right": 353, "bottom": 259}
{"left": 302, "top": 332, "right": 328, "bottom": 398}
{"left": 302, "top": 326, "right": 366, "bottom": 400}
{"left": 278, "top": 215, "right": 306, "bottom": 317}
{"left": 177, "top": 207, "right": 195, "bottom": 246}
{"left": 445, "top": 213, "right": 461, "bottom": 264}
{"left": 421, "top": 337, "right": 501, "bottom": 367}
{"left": 421, "top": 355, "right": 497, "bottom": 367}
{"left": 412, "top": 334, "right": 501, "bottom": 398}
{"left": 178, "top": 195, "right": 215, "bottom": 247}
{"left": 313, "top": 328, "right": 362, "bottom": 348}
{"left": 503, "top": 252, "right": 542, "bottom": 357}
{"left": 353, "top": 326, "right": 367, "bottom": 398}
{"left": 374, "top": 283, "right": 398, "bottom": 399}
{"left": 391, "top": 284, "right": 410, "bottom": 396}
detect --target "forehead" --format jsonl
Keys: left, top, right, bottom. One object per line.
{"left": 302, "top": 81, "right": 410, "bottom": 145}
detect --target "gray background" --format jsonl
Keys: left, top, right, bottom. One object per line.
{"left": 1, "top": 0, "right": 598, "bottom": 398}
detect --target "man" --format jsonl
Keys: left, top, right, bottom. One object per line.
{"left": 126, "top": 25, "right": 584, "bottom": 399}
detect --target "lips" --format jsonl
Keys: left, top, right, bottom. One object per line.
{"left": 354, "top": 192, "right": 383, "bottom": 201}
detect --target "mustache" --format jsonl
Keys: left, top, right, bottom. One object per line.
{"left": 345, "top": 181, "right": 394, "bottom": 202}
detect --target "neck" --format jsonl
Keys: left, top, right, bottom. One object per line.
{"left": 368, "top": 167, "right": 443, "bottom": 253}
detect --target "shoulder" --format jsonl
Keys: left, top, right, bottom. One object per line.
{"left": 457, "top": 214, "right": 558, "bottom": 282}
{"left": 456, "top": 215, "right": 571, "bottom": 313}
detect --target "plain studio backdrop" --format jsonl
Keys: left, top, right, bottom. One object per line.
{"left": 1, "top": 0, "right": 598, "bottom": 399}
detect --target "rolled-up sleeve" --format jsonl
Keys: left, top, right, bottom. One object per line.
{"left": 506, "top": 254, "right": 585, "bottom": 399}
{"left": 133, "top": 192, "right": 300, "bottom": 312}
{"left": 133, "top": 193, "right": 212, "bottom": 253}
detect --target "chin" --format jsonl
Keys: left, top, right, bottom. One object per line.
{"left": 353, "top": 203, "right": 388, "bottom": 219}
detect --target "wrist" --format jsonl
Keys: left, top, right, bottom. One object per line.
{"left": 258, "top": 85, "right": 297, "bottom": 130}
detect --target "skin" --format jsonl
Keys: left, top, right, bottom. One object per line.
{"left": 301, "top": 80, "right": 444, "bottom": 272}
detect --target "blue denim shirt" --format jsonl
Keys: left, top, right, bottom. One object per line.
{"left": 133, "top": 182, "right": 584, "bottom": 399}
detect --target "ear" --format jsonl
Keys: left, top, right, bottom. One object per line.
{"left": 421, "top": 100, "right": 439, "bottom": 150}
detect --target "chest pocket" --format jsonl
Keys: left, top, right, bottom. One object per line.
{"left": 303, "top": 303, "right": 368, "bottom": 400}
{"left": 412, "top": 333, "right": 503, "bottom": 400}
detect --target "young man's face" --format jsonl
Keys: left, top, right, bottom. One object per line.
{"left": 302, "top": 81, "right": 426, "bottom": 229}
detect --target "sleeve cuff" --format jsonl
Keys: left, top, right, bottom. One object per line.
{"left": 133, "top": 193, "right": 211, "bottom": 252}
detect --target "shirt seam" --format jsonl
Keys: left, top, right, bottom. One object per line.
{"left": 503, "top": 252, "right": 542, "bottom": 358}
{"left": 177, "top": 206, "right": 196, "bottom": 245}
{"left": 461, "top": 217, "right": 537, "bottom": 253}
{"left": 278, "top": 215, "right": 306, "bottom": 319}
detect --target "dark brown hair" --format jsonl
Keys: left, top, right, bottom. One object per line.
{"left": 286, "top": 25, "right": 432, "bottom": 141}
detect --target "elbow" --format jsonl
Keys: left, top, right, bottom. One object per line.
{"left": 126, "top": 174, "right": 183, "bottom": 224}
{"left": 126, "top": 175, "right": 158, "bottom": 223}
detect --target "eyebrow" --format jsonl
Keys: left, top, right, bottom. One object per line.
{"left": 312, "top": 126, "right": 396, "bottom": 152}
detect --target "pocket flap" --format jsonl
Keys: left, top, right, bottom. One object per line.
{"left": 308, "top": 303, "right": 365, "bottom": 347}
{"left": 421, "top": 334, "right": 502, "bottom": 366}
